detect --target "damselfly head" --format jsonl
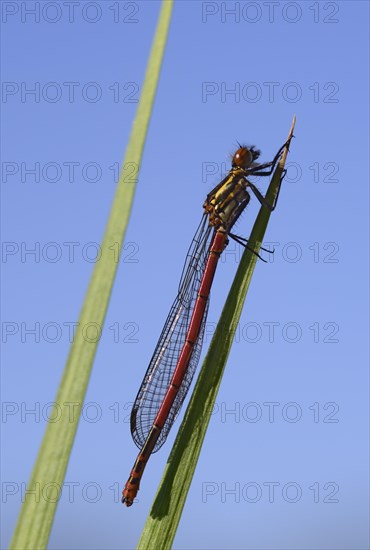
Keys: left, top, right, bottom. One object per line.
{"left": 232, "top": 145, "right": 261, "bottom": 169}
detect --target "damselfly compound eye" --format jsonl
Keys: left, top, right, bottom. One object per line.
{"left": 232, "top": 147, "right": 253, "bottom": 169}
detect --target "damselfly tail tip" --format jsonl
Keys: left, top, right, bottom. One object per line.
{"left": 122, "top": 494, "right": 133, "bottom": 507}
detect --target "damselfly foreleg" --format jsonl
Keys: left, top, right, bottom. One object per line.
{"left": 247, "top": 140, "right": 291, "bottom": 177}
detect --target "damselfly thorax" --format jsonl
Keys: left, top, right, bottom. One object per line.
{"left": 204, "top": 168, "right": 251, "bottom": 233}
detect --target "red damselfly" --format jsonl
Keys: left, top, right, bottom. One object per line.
{"left": 122, "top": 138, "right": 291, "bottom": 506}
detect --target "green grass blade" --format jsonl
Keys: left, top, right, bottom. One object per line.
{"left": 9, "top": 3, "right": 174, "bottom": 549}
{"left": 137, "top": 116, "right": 296, "bottom": 550}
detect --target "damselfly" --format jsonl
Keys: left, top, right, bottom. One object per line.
{"left": 122, "top": 138, "right": 291, "bottom": 506}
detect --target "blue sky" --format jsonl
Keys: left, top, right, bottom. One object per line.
{"left": 1, "top": 1, "right": 369, "bottom": 549}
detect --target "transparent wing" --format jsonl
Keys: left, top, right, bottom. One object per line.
{"left": 130, "top": 214, "right": 214, "bottom": 452}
